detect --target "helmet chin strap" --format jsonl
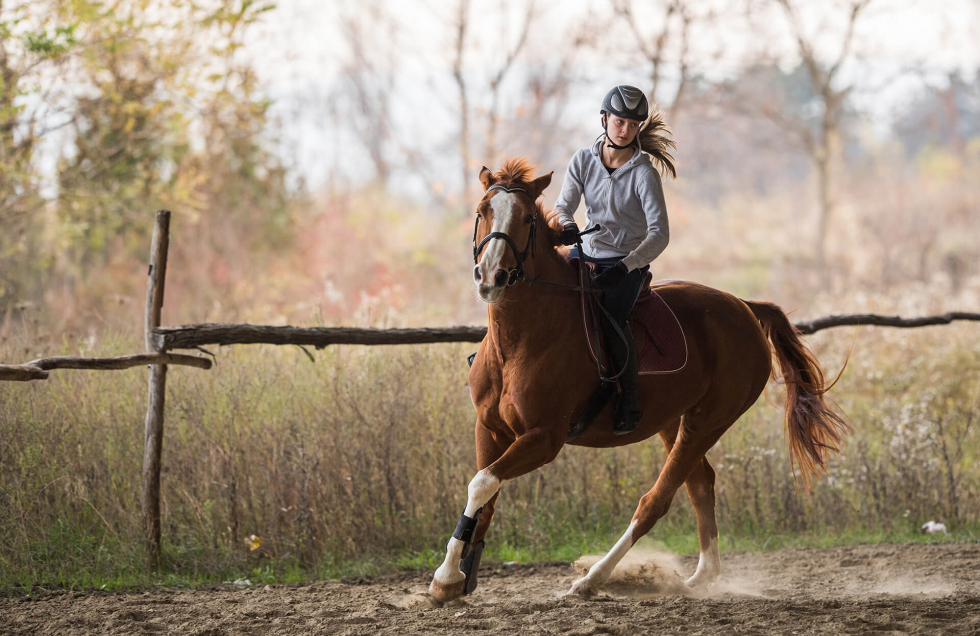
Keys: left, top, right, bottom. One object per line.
{"left": 602, "top": 113, "right": 637, "bottom": 150}
{"left": 605, "top": 135, "right": 633, "bottom": 150}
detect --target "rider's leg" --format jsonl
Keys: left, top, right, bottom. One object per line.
{"left": 598, "top": 265, "right": 649, "bottom": 435}
{"left": 612, "top": 326, "right": 642, "bottom": 435}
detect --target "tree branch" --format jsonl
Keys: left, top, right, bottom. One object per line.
{"left": 794, "top": 312, "right": 980, "bottom": 335}
{"left": 0, "top": 353, "right": 212, "bottom": 382}
{"left": 827, "top": 0, "right": 871, "bottom": 82}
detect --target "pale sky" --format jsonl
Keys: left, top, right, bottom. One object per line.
{"left": 236, "top": 0, "right": 979, "bottom": 196}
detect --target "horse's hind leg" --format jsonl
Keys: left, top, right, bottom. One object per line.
{"left": 659, "top": 425, "right": 721, "bottom": 587}
{"left": 567, "top": 422, "right": 720, "bottom": 598}
{"left": 682, "top": 457, "right": 720, "bottom": 586}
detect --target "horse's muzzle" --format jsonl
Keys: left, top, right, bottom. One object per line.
{"left": 477, "top": 283, "right": 504, "bottom": 304}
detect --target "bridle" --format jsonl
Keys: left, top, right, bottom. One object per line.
{"left": 472, "top": 184, "right": 538, "bottom": 286}
{"left": 471, "top": 184, "right": 628, "bottom": 382}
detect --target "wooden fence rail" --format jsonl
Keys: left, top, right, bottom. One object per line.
{"left": 148, "top": 313, "right": 980, "bottom": 352}
{"left": 0, "top": 353, "right": 210, "bottom": 381}
{"left": 6, "top": 314, "right": 980, "bottom": 382}
{"left": 794, "top": 311, "right": 980, "bottom": 334}
{"left": 1, "top": 209, "right": 979, "bottom": 566}
{"left": 151, "top": 324, "right": 488, "bottom": 351}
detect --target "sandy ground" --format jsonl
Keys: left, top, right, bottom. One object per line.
{"left": 3, "top": 541, "right": 979, "bottom": 635}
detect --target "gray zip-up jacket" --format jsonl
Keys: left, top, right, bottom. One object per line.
{"left": 554, "top": 139, "right": 669, "bottom": 271}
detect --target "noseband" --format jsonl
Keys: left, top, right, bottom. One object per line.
{"left": 472, "top": 184, "right": 538, "bottom": 286}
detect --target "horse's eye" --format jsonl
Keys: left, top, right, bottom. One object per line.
{"left": 477, "top": 213, "right": 483, "bottom": 220}
{"left": 524, "top": 215, "right": 533, "bottom": 224}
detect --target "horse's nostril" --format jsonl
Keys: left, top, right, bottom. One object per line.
{"left": 493, "top": 269, "right": 508, "bottom": 288}
{"left": 473, "top": 266, "right": 482, "bottom": 282}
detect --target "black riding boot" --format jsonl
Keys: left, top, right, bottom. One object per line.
{"left": 611, "top": 325, "right": 642, "bottom": 435}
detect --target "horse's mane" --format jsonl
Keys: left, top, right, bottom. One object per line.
{"left": 492, "top": 157, "right": 536, "bottom": 184}
{"left": 493, "top": 158, "right": 564, "bottom": 249}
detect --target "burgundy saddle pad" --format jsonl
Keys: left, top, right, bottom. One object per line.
{"left": 572, "top": 258, "right": 688, "bottom": 375}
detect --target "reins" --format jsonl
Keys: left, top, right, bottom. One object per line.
{"left": 525, "top": 239, "right": 633, "bottom": 384}
{"left": 471, "top": 190, "right": 629, "bottom": 384}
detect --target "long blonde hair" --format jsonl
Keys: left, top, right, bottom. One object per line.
{"left": 636, "top": 109, "right": 677, "bottom": 179}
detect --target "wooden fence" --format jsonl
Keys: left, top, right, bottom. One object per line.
{"left": 1, "top": 210, "right": 979, "bottom": 564}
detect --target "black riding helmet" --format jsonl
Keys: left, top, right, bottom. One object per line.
{"left": 600, "top": 85, "right": 649, "bottom": 149}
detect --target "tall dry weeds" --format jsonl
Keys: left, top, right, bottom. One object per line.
{"left": 1, "top": 301, "right": 978, "bottom": 587}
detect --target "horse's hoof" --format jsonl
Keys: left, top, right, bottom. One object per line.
{"left": 428, "top": 577, "right": 465, "bottom": 602}
{"left": 684, "top": 571, "right": 719, "bottom": 589}
{"left": 565, "top": 577, "right": 597, "bottom": 599}
{"left": 684, "top": 560, "right": 720, "bottom": 589}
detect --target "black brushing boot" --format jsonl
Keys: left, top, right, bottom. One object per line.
{"left": 460, "top": 540, "right": 485, "bottom": 594}
{"left": 612, "top": 326, "right": 642, "bottom": 435}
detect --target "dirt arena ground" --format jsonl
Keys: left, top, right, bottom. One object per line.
{"left": 3, "top": 541, "right": 979, "bottom": 635}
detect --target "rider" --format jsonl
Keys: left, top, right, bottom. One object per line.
{"left": 553, "top": 84, "right": 675, "bottom": 435}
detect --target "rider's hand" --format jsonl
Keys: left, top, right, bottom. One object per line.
{"left": 560, "top": 223, "right": 580, "bottom": 246}
{"left": 592, "top": 261, "right": 629, "bottom": 290}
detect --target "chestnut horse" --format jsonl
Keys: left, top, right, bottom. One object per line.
{"left": 428, "top": 159, "right": 848, "bottom": 601}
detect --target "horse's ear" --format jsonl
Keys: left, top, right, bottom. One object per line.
{"left": 528, "top": 171, "right": 553, "bottom": 199}
{"left": 479, "top": 166, "right": 495, "bottom": 192}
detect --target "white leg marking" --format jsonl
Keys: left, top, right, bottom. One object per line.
{"left": 465, "top": 470, "right": 500, "bottom": 516}
{"left": 433, "top": 470, "right": 501, "bottom": 587}
{"left": 685, "top": 536, "right": 720, "bottom": 587}
{"left": 433, "top": 538, "right": 467, "bottom": 586}
{"left": 567, "top": 520, "right": 638, "bottom": 597}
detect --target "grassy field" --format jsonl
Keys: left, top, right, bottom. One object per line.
{"left": 1, "top": 321, "right": 978, "bottom": 594}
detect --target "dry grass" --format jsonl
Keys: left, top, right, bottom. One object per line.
{"left": 1, "top": 149, "right": 978, "bottom": 590}
{"left": 1, "top": 304, "right": 978, "bottom": 590}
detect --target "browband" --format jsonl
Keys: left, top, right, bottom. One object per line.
{"left": 486, "top": 184, "right": 535, "bottom": 198}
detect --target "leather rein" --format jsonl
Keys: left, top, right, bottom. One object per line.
{"left": 471, "top": 184, "right": 628, "bottom": 382}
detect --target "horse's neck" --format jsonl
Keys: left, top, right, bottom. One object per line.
{"left": 487, "top": 243, "right": 580, "bottom": 348}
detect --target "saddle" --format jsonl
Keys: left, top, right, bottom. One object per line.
{"left": 572, "top": 258, "right": 688, "bottom": 376}
{"left": 564, "top": 258, "right": 688, "bottom": 442}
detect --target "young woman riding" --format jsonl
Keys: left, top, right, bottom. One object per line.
{"left": 553, "top": 84, "right": 676, "bottom": 436}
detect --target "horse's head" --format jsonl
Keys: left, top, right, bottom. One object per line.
{"left": 472, "top": 159, "right": 552, "bottom": 304}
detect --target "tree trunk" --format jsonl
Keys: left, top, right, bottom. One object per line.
{"left": 453, "top": 0, "right": 471, "bottom": 212}
{"left": 815, "top": 148, "right": 831, "bottom": 284}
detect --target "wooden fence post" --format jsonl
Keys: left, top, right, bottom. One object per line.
{"left": 142, "top": 210, "right": 170, "bottom": 567}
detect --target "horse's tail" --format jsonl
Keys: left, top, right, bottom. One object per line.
{"left": 745, "top": 300, "right": 850, "bottom": 489}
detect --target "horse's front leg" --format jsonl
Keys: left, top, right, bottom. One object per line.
{"left": 429, "top": 426, "right": 562, "bottom": 602}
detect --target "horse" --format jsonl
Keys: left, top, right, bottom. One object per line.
{"left": 427, "top": 158, "right": 848, "bottom": 601}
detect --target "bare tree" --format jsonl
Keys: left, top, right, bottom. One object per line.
{"left": 778, "top": 0, "right": 871, "bottom": 276}
{"left": 728, "top": 0, "right": 872, "bottom": 280}
{"left": 452, "top": 0, "right": 472, "bottom": 210}
{"left": 484, "top": 0, "right": 536, "bottom": 165}
{"left": 338, "top": 0, "right": 399, "bottom": 187}
{"left": 611, "top": 0, "right": 707, "bottom": 122}
{"left": 509, "top": 40, "right": 582, "bottom": 169}
{"left": 0, "top": 1, "right": 81, "bottom": 306}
